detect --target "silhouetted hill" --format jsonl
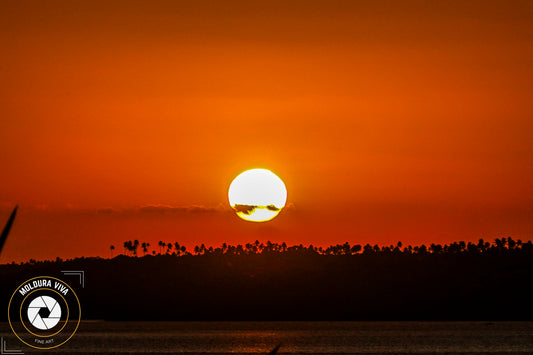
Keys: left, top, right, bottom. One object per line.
{"left": 1, "top": 239, "right": 532, "bottom": 321}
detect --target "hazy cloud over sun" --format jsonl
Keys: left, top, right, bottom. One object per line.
{"left": 94, "top": 204, "right": 228, "bottom": 215}
{"left": 232, "top": 204, "right": 283, "bottom": 215}
{"left": 138, "top": 204, "right": 225, "bottom": 214}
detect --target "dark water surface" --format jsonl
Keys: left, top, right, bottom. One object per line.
{"left": 1, "top": 321, "right": 532, "bottom": 354}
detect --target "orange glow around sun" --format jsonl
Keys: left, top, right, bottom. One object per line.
{"left": 0, "top": 1, "right": 532, "bottom": 262}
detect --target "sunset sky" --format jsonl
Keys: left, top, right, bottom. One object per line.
{"left": 1, "top": 0, "right": 532, "bottom": 262}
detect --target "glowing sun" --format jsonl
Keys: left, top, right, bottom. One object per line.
{"left": 228, "top": 169, "right": 287, "bottom": 222}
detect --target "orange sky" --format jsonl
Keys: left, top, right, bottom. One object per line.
{"left": 1, "top": 1, "right": 532, "bottom": 262}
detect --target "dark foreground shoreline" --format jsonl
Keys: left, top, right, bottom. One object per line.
{"left": 1, "top": 321, "right": 532, "bottom": 354}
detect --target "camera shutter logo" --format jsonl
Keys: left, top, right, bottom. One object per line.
{"left": 27, "top": 295, "right": 62, "bottom": 330}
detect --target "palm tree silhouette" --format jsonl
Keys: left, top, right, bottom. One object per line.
{"left": 123, "top": 241, "right": 130, "bottom": 255}
{"left": 133, "top": 240, "right": 140, "bottom": 256}
{"left": 141, "top": 242, "right": 150, "bottom": 256}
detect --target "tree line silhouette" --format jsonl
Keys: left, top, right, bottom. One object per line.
{"left": 113, "top": 237, "right": 532, "bottom": 258}
{"left": 119, "top": 240, "right": 187, "bottom": 257}
{"left": 10, "top": 237, "right": 531, "bottom": 266}
{"left": 1, "top": 237, "right": 532, "bottom": 321}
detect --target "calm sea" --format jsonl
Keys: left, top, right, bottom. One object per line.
{"left": 1, "top": 321, "right": 532, "bottom": 354}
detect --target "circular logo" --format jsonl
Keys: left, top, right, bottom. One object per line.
{"left": 27, "top": 295, "right": 62, "bottom": 330}
{"left": 8, "top": 276, "right": 81, "bottom": 350}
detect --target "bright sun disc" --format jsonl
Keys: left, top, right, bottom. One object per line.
{"left": 228, "top": 169, "right": 287, "bottom": 222}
